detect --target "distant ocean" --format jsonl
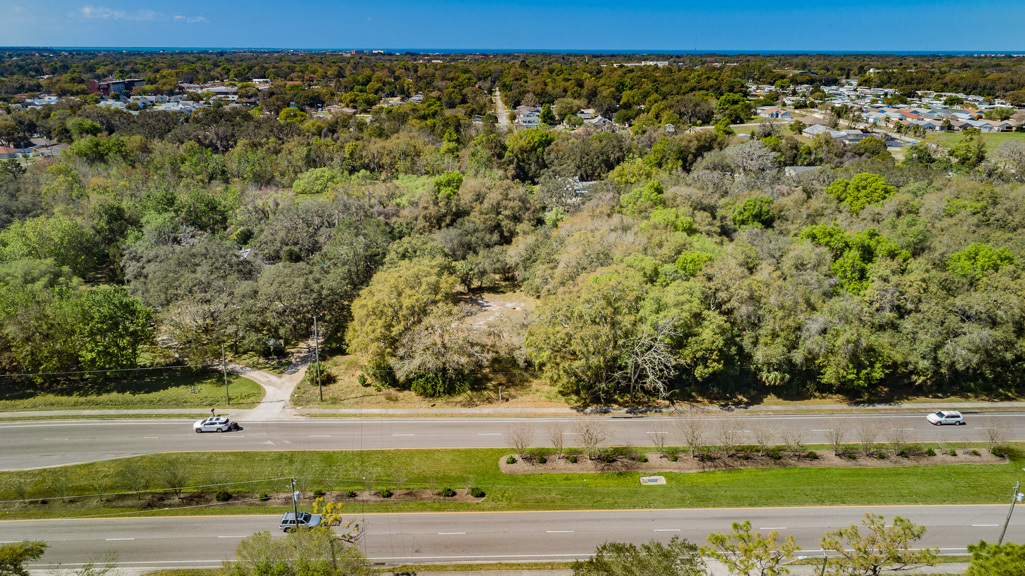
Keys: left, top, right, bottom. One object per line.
{"left": 3, "top": 46, "right": 1024, "bottom": 56}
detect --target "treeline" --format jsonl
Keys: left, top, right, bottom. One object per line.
{"left": 4, "top": 53, "right": 1025, "bottom": 403}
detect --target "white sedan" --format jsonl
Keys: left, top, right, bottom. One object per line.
{"left": 193, "top": 416, "right": 241, "bottom": 433}
{"left": 926, "top": 411, "right": 965, "bottom": 426}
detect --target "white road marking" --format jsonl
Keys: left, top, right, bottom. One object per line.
{"left": 478, "top": 433, "right": 502, "bottom": 436}
{"left": 546, "top": 530, "right": 574, "bottom": 533}
{"left": 654, "top": 529, "right": 681, "bottom": 532}
{"left": 217, "top": 535, "right": 247, "bottom": 539}
{"left": 971, "top": 524, "right": 998, "bottom": 527}
{"left": 438, "top": 532, "right": 466, "bottom": 535}
{"left": 760, "top": 527, "right": 787, "bottom": 530}
{"left": 392, "top": 434, "right": 415, "bottom": 437}
{"left": 309, "top": 435, "right": 332, "bottom": 438}
{"left": 106, "top": 538, "right": 135, "bottom": 541}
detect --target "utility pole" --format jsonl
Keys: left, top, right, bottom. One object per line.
{"left": 222, "top": 344, "right": 230, "bottom": 406}
{"left": 313, "top": 316, "right": 322, "bottom": 402}
{"left": 290, "top": 478, "right": 300, "bottom": 525}
{"left": 999, "top": 479, "right": 1023, "bottom": 544}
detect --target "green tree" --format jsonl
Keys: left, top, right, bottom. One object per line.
{"left": 540, "top": 103, "right": 557, "bottom": 126}
{"left": 505, "top": 128, "right": 557, "bottom": 183}
{"left": 292, "top": 167, "right": 345, "bottom": 195}
{"left": 0, "top": 541, "right": 48, "bottom": 576}
{"left": 949, "top": 133, "right": 986, "bottom": 168}
{"left": 572, "top": 537, "right": 707, "bottom": 576}
{"left": 826, "top": 173, "right": 897, "bottom": 213}
{"left": 345, "top": 259, "right": 458, "bottom": 375}
{"left": 278, "top": 107, "right": 307, "bottom": 124}
{"left": 820, "top": 513, "right": 937, "bottom": 576}
{"left": 947, "top": 243, "right": 1017, "bottom": 282}
{"left": 224, "top": 528, "right": 370, "bottom": 576}
{"left": 732, "top": 195, "right": 775, "bottom": 229}
{"left": 619, "top": 180, "right": 665, "bottom": 216}
{"left": 703, "top": 520, "right": 800, "bottom": 576}
{"left": 965, "top": 540, "right": 1025, "bottom": 576}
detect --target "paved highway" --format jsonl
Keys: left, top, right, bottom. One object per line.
{"left": 3, "top": 412, "right": 1023, "bottom": 470}
{"left": 6, "top": 505, "right": 1020, "bottom": 569}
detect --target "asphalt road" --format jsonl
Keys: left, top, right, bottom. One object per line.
{"left": 7, "top": 505, "right": 1019, "bottom": 569}
{"left": 2, "top": 411, "right": 1022, "bottom": 470}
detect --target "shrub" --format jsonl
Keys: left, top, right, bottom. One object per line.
{"left": 470, "top": 487, "right": 486, "bottom": 498}
{"left": 949, "top": 448, "right": 957, "bottom": 457}
{"left": 768, "top": 450, "right": 782, "bottom": 461}
{"left": 638, "top": 454, "right": 648, "bottom": 463}
{"left": 537, "top": 455, "right": 547, "bottom": 464}
{"left": 441, "top": 487, "right": 456, "bottom": 497}
{"left": 668, "top": 453, "right": 678, "bottom": 462}
{"left": 875, "top": 452, "right": 886, "bottom": 460}
{"left": 805, "top": 451, "right": 819, "bottom": 460}
{"left": 357, "top": 373, "right": 370, "bottom": 387}
{"left": 38, "top": 499, "right": 48, "bottom": 505}
{"left": 601, "top": 454, "right": 616, "bottom": 464}
{"left": 926, "top": 448, "right": 936, "bottom": 457}
{"left": 215, "top": 490, "right": 232, "bottom": 502}
{"left": 258, "top": 492, "right": 270, "bottom": 502}
{"left": 568, "top": 455, "right": 578, "bottom": 463}
{"left": 345, "top": 490, "right": 357, "bottom": 498}
{"left": 313, "top": 489, "right": 326, "bottom": 497}
{"left": 699, "top": 453, "right": 715, "bottom": 463}
{"left": 898, "top": 450, "right": 909, "bottom": 458}
{"left": 380, "top": 489, "right": 393, "bottom": 498}
{"left": 740, "top": 453, "right": 750, "bottom": 461}
{"left": 991, "top": 446, "right": 1007, "bottom": 458}
{"left": 845, "top": 452, "right": 857, "bottom": 460}
{"left": 506, "top": 456, "right": 516, "bottom": 464}
{"left": 971, "top": 449, "right": 981, "bottom": 456}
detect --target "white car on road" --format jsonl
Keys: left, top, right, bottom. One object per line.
{"left": 193, "top": 416, "right": 241, "bottom": 433}
{"left": 926, "top": 411, "right": 965, "bottom": 426}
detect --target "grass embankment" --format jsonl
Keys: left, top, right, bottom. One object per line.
{"left": 0, "top": 445, "right": 1020, "bottom": 520}
{"left": 0, "top": 370, "right": 262, "bottom": 411}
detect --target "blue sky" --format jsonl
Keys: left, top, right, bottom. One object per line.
{"left": 1, "top": 0, "right": 1023, "bottom": 52}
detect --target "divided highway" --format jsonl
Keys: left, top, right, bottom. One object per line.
{"left": 7, "top": 505, "right": 1020, "bottom": 570}
{"left": 3, "top": 412, "right": 1024, "bottom": 470}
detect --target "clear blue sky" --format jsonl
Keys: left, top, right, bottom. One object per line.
{"left": 1, "top": 0, "right": 1023, "bottom": 52}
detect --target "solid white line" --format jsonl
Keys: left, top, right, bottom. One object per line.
{"left": 654, "top": 529, "right": 681, "bottom": 532}
{"left": 760, "top": 527, "right": 787, "bottom": 530}
{"left": 217, "top": 535, "right": 247, "bottom": 538}
{"left": 971, "top": 524, "right": 998, "bottom": 527}
{"left": 309, "top": 435, "right": 332, "bottom": 438}
{"left": 546, "top": 530, "right": 574, "bottom": 533}
{"left": 438, "top": 532, "right": 466, "bottom": 535}
{"left": 478, "top": 433, "right": 502, "bottom": 436}
{"left": 105, "top": 538, "right": 135, "bottom": 541}
{"left": 392, "top": 434, "right": 415, "bottom": 437}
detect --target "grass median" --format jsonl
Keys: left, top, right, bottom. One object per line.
{"left": 0, "top": 444, "right": 1021, "bottom": 520}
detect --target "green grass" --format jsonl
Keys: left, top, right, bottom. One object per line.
{"left": 925, "top": 131, "right": 1025, "bottom": 147}
{"left": 0, "top": 370, "right": 263, "bottom": 411}
{"left": 0, "top": 446, "right": 1020, "bottom": 520}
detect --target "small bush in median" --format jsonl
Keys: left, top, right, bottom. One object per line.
{"left": 991, "top": 446, "right": 1007, "bottom": 458}
{"left": 258, "top": 492, "right": 270, "bottom": 502}
{"left": 537, "top": 455, "right": 547, "bottom": 464}
{"left": 313, "top": 489, "right": 326, "bottom": 497}
{"left": 215, "top": 490, "right": 232, "bottom": 502}
{"left": 470, "top": 487, "right": 485, "bottom": 498}
{"left": 875, "top": 452, "right": 886, "bottom": 460}
{"left": 441, "top": 487, "right": 456, "bottom": 497}
{"left": 949, "top": 448, "right": 957, "bottom": 456}
{"left": 568, "top": 455, "right": 577, "bottom": 463}
{"left": 805, "top": 451, "right": 818, "bottom": 460}
{"left": 768, "top": 450, "right": 782, "bottom": 461}
{"left": 345, "top": 489, "right": 357, "bottom": 498}
{"left": 380, "top": 489, "right": 393, "bottom": 498}
{"left": 926, "top": 448, "right": 936, "bottom": 457}
{"left": 638, "top": 454, "right": 648, "bottom": 463}
{"left": 668, "top": 453, "right": 678, "bottom": 462}
{"left": 898, "top": 450, "right": 909, "bottom": 458}
{"left": 506, "top": 456, "right": 516, "bottom": 464}
{"left": 971, "top": 449, "right": 981, "bottom": 456}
